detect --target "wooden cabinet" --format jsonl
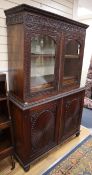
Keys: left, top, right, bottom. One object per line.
{"left": 0, "top": 74, "right": 15, "bottom": 169}
{"left": 5, "top": 4, "right": 88, "bottom": 171}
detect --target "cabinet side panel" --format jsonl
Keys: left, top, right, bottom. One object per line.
{"left": 7, "top": 24, "right": 24, "bottom": 100}
{"left": 9, "top": 101, "right": 31, "bottom": 163}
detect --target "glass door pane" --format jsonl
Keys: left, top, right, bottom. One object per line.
{"left": 30, "top": 36, "right": 56, "bottom": 92}
{"left": 63, "top": 40, "right": 81, "bottom": 85}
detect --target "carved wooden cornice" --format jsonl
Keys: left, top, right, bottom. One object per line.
{"left": 4, "top": 4, "right": 88, "bottom": 29}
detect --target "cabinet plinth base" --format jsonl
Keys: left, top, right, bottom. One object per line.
{"left": 14, "top": 153, "right": 31, "bottom": 172}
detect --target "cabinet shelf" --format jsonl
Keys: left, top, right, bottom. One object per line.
{"left": 0, "top": 96, "right": 7, "bottom": 101}
{"left": 0, "top": 146, "right": 13, "bottom": 160}
{"left": 0, "top": 139, "right": 12, "bottom": 153}
{"left": 0, "top": 114, "right": 11, "bottom": 129}
{"left": 63, "top": 76, "right": 77, "bottom": 85}
{"left": 65, "top": 55, "right": 79, "bottom": 59}
{"left": 31, "top": 53, "right": 55, "bottom": 59}
{"left": 0, "top": 138, "right": 13, "bottom": 160}
{"left": 31, "top": 74, "right": 53, "bottom": 92}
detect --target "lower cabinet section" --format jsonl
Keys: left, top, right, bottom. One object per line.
{"left": 9, "top": 89, "right": 85, "bottom": 171}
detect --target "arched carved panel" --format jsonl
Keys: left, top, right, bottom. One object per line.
{"left": 30, "top": 103, "right": 57, "bottom": 153}
{"left": 62, "top": 94, "right": 82, "bottom": 137}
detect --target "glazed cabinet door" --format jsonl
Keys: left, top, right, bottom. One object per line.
{"left": 29, "top": 101, "right": 58, "bottom": 160}
{"left": 59, "top": 91, "right": 85, "bottom": 142}
{"left": 61, "top": 33, "right": 85, "bottom": 92}
{"left": 30, "top": 35, "right": 56, "bottom": 93}
{"left": 24, "top": 21, "right": 62, "bottom": 101}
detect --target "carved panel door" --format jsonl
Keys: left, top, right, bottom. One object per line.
{"left": 60, "top": 92, "right": 84, "bottom": 141}
{"left": 29, "top": 101, "right": 58, "bottom": 160}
